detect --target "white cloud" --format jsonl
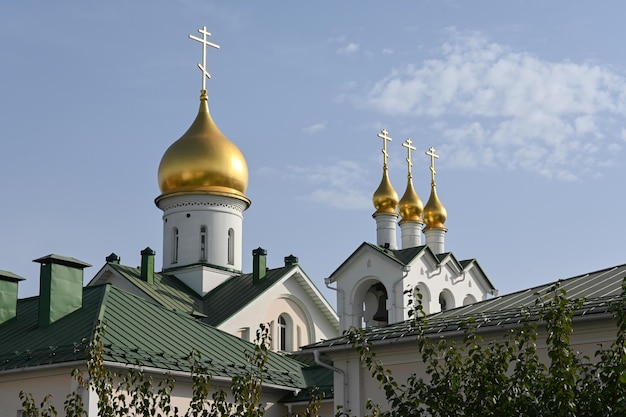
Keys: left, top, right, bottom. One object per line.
{"left": 302, "top": 122, "right": 327, "bottom": 134}
{"left": 337, "top": 42, "right": 360, "bottom": 55}
{"left": 357, "top": 31, "right": 626, "bottom": 180}
{"left": 382, "top": 48, "right": 394, "bottom": 55}
{"left": 286, "top": 160, "right": 371, "bottom": 210}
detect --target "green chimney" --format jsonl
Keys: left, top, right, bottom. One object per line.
{"left": 34, "top": 254, "right": 91, "bottom": 328}
{"left": 0, "top": 270, "right": 24, "bottom": 325}
{"left": 252, "top": 247, "right": 267, "bottom": 283}
{"left": 140, "top": 247, "right": 155, "bottom": 283}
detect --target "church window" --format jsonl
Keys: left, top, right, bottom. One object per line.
{"left": 439, "top": 293, "right": 447, "bottom": 310}
{"left": 172, "top": 228, "right": 179, "bottom": 264}
{"left": 277, "top": 314, "right": 293, "bottom": 351}
{"left": 200, "top": 226, "right": 207, "bottom": 261}
{"left": 227, "top": 228, "right": 235, "bottom": 265}
{"left": 463, "top": 294, "right": 477, "bottom": 305}
{"left": 439, "top": 290, "right": 455, "bottom": 311}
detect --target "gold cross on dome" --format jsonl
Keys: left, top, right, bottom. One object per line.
{"left": 189, "top": 26, "right": 220, "bottom": 91}
{"left": 426, "top": 146, "right": 439, "bottom": 186}
{"left": 377, "top": 129, "right": 393, "bottom": 168}
{"left": 402, "top": 138, "right": 416, "bottom": 177}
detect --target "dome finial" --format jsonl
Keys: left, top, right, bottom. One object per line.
{"left": 398, "top": 138, "right": 423, "bottom": 223}
{"left": 377, "top": 129, "right": 392, "bottom": 169}
{"left": 423, "top": 147, "right": 447, "bottom": 230}
{"left": 372, "top": 129, "right": 398, "bottom": 215}
{"left": 189, "top": 26, "right": 220, "bottom": 92}
{"left": 425, "top": 146, "right": 439, "bottom": 188}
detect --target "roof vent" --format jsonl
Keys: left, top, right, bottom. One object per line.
{"left": 34, "top": 254, "right": 91, "bottom": 328}
{"left": 106, "top": 253, "right": 121, "bottom": 264}
{"left": 0, "top": 270, "right": 25, "bottom": 325}
{"left": 284, "top": 255, "right": 298, "bottom": 266}
{"left": 140, "top": 247, "right": 156, "bottom": 284}
{"left": 252, "top": 247, "right": 267, "bottom": 283}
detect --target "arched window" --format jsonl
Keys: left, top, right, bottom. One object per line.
{"left": 277, "top": 314, "right": 293, "bottom": 351}
{"left": 439, "top": 290, "right": 455, "bottom": 311}
{"left": 439, "top": 293, "right": 447, "bottom": 311}
{"left": 200, "top": 226, "right": 207, "bottom": 261}
{"left": 227, "top": 228, "right": 235, "bottom": 265}
{"left": 413, "top": 283, "right": 431, "bottom": 315}
{"left": 172, "top": 228, "right": 179, "bottom": 264}
{"left": 463, "top": 294, "right": 477, "bottom": 306}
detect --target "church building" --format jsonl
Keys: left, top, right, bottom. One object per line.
{"left": 0, "top": 26, "right": 624, "bottom": 417}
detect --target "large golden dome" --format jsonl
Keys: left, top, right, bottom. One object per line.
{"left": 157, "top": 90, "right": 249, "bottom": 205}
{"left": 372, "top": 168, "right": 399, "bottom": 216}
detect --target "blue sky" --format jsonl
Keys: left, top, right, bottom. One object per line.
{"left": 2, "top": 1, "right": 626, "bottom": 304}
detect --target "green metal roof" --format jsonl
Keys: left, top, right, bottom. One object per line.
{"left": 99, "top": 262, "right": 301, "bottom": 327}
{"left": 202, "top": 265, "right": 297, "bottom": 326}
{"left": 105, "top": 263, "right": 202, "bottom": 314}
{"left": 0, "top": 270, "right": 25, "bottom": 281}
{"left": 33, "top": 254, "right": 92, "bottom": 269}
{"left": 279, "top": 353, "right": 334, "bottom": 404}
{"left": 306, "top": 263, "right": 626, "bottom": 350}
{"left": 0, "top": 284, "right": 309, "bottom": 389}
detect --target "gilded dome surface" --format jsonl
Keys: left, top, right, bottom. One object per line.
{"left": 372, "top": 169, "right": 399, "bottom": 215}
{"left": 423, "top": 185, "right": 447, "bottom": 230}
{"left": 157, "top": 91, "right": 249, "bottom": 203}
{"left": 398, "top": 178, "right": 423, "bottom": 223}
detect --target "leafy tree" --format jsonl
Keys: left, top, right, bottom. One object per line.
{"left": 20, "top": 282, "right": 626, "bottom": 417}
{"left": 19, "top": 323, "right": 315, "bottom": 417}
{"left": 338, "top": 281, "right": 626, "bottom": 416}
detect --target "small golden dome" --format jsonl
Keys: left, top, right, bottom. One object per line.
{"left": 372, "top": 168, "right": 399, "bottom": 216}
{"left": 398, "top": 178, "right": 423, "bottom": 224}
{"left": 157, "top": 91, "right": 249, "bottom": 205}
{"left": 423, "top": 184, "right": 447, "bottom": 230}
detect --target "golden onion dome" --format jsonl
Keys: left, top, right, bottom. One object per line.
{"left": 372, "top": 168, "right": 399, "bottom": 216}
{"left": 423, "top": 184, "right": 447, "bottom": 230}
{"left": 157, "top": 90, "right": 249, "bottom": 205}
{"left": 398, "top": 177, "right": 424, "bottom": 224}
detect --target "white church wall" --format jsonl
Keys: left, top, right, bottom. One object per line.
{"left": 218, "top": 272, "right": 338, "bottom": 350}
{"left": 0, "top": 367, "right": 78, "bottom": 417}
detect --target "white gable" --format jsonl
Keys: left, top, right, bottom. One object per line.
{"left": 328, "top": 243, "right": 496, "bottom": 332}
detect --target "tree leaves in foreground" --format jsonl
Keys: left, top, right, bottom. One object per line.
{"left": 338, "top": 281, "right": 626, "bottom": 417}
{"left": 20, "top": 323, "right": 321, "bottom": 417}
{"left": 19, "top": 281, "right": 626, "bottom": 417}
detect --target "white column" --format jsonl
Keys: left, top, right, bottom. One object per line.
{"left": 424, "top": 228, "right": 446, "bottom": 254}
{"left": 374, "top": 213, "right": 398, "bottom": 249}
{"left": 400, "top": 222, "right": 423, "bottom": 248}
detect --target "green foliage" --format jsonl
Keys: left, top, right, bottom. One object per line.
{"left": 340, "top": 280, "right": 626, "bottom": 416}
{"left": 19, "top": 322, "right": 320, "bottom": 417}
{"left": 20, "top": 281, "right": 626, "bottom": 417}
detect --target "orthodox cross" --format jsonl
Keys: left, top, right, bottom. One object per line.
{"left": 402, "top": 138, "right": 416, "bottom": 178}
{"left": 426, "top": 146, "right": 439, "bottom": 186}
{"left": 189, "top": 26, "right": 220, "bottom": 91}
{"left": 377, "top": 129, "right": 393, "bottom": 168}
